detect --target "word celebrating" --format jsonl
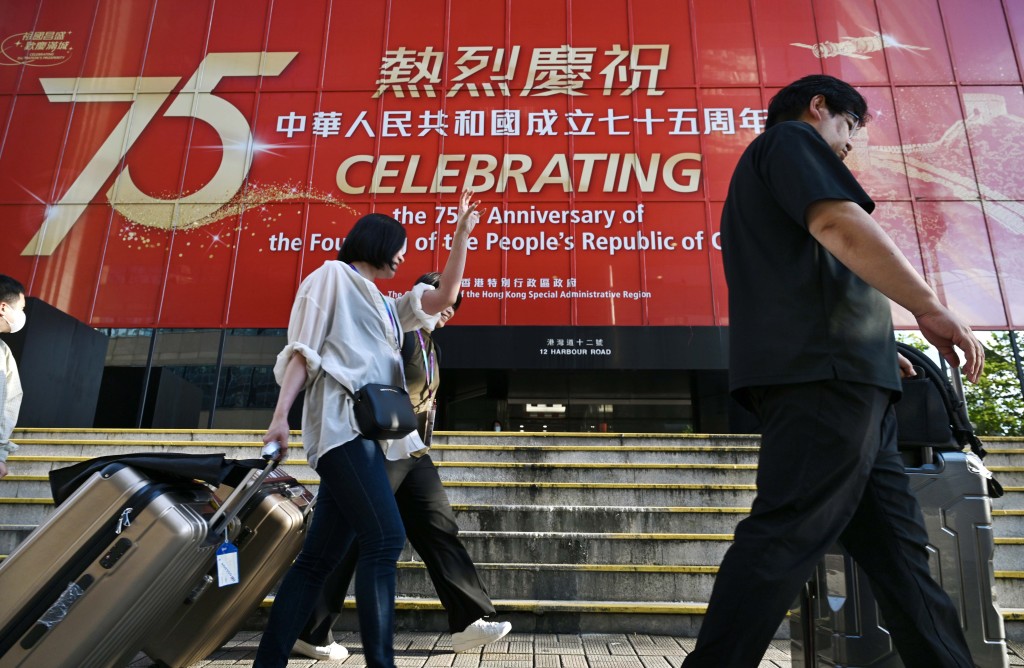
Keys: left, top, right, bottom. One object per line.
{"left": 373, "top": 44, "right": 669, "bottom": 98}
{"left": 336, "top": 153, "right": 702, "bottom": 195}
{"left": 276, "top": 106, "right": 768, "bottom": 139}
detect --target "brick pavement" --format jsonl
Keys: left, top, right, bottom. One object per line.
{"left": 128, "top": 631, "right": 1024, "bottom": 667}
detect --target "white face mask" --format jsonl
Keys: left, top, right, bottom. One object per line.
{"left": 2, "top": 306, "right": 25, "bottom": 334}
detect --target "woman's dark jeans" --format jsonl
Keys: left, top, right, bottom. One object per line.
{"left": 254, "top": 437, "right": 405, "bottom": 668}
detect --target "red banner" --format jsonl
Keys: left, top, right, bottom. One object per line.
{"left": 1, "top": 0, "right": 1021, "bottom": 329}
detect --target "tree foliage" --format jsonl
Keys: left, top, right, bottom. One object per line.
{"left": 962, "top": 332, "right": 1024, "bottom": 436}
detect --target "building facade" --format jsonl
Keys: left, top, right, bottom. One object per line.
{"left": 1, "top": 0, "right": 1022, "bottom": 431}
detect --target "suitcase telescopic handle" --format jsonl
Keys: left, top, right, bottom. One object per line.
{"left": 207, "top": 442, "right": 282, "bottom": 534}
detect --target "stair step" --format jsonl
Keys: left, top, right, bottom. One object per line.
{"left": 2, "top": 458, "right": 764, "bottom": 485}
{"left": 6, "top": 496, "right": 1024, "bottom": 535}
{"left": 6, "top": 428, "right": 1024, "bottom": 640}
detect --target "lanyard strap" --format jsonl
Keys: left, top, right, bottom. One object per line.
{"left": 383, "top": 300, "right": 400, "bottom": 349}
{"left": 415, "top": 330, "right": 435, "bottom": 398}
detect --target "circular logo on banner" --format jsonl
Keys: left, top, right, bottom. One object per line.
{"left": 1, "top": 31, "right": 73, "bottom": 67}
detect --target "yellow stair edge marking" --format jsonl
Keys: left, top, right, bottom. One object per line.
{"left": 448, "top": 504, "right": 752, "bottom": 513}
{"left": 433, "top": 431, "right": 756, "bottom": 439}
{"left": 10, "top": 456, "right": 112, "bottom": 462}
{"left": 434, "top": 444, "right": 761, "bottom": 452}
{"left": 11, "top": 439, "right": 304, "bottom": 448}
{"left": 7, "top": 480, "right": 757, "bottom": 491}
{"left": 401, "top": 562, "right": 722, "bottom": 574}
{"left": 0, "top": 500, "right": 755, "bottom": 509}
{"left": 6, "top": 456, "right": 310, "bottom": 467}
{"left": 441, "top": 481, "right": 757, "bottom": 490}
{"left": 7, "top": 455, "right": 751, "bottom": 467}
{"left": 460, "top": 531, "right": 735, "bottom": 540}
{"left": 11, "top": 429, "right": 744, "bottom": 438}
{"left": 9, "top": 440, "right": 761, "bottom": 453}
{"left": 259, "top": 597, "right": 718, "bottom": 614}
{"left": 433, "top": 462, "right": 758, "bottom": 470}
{"left": 13, "top": 428, "right": 296, "bottom": 435}
{"left": 996, "top": 537, "right": 1024, "bottom": 545}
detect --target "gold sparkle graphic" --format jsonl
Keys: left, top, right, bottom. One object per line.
{"left": 117, "top": 182, "right": 358, "bottom": 252}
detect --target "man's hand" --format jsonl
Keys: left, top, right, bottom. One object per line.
{"left": 0, "top": 461, "right": 8, "bottom": 479}
{"left": 916, "top": 307, "right": 985, "bottom": 383}
{"left": 897, "top": 352, "right": 917, "bottom": 379}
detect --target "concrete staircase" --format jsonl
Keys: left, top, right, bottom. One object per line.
{"left": 3, "top": 429, "right": 1024, "bottom": 640}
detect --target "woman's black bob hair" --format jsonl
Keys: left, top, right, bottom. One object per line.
{"left": 337, "top": 213, "right": 406, "bottom": 269}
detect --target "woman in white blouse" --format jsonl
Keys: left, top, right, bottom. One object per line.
{"left": 254, "top": 191, "right": 480, "bottom": 668}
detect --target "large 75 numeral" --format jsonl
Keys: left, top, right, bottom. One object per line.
{"left": 23, "top": 51, "right": 297, "bottom": 256}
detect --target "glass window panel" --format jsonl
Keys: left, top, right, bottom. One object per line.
{"left": 893, "top": 87, "right": 977, "bottom": 201}
{"left": 693, "top": 0, "right": 758, "bottom": 85}
{"left": 877, "top": 0, "right": 955, "bottom": 84}
{"left": 983, "top": 201, "right": 1024, "bottom": 329}
{"left": 916, "top": 201, "right": 1008, "bottom": 327}
{"left": 938, "top": 0, "right": 1018, "bottom": 83}
{"left": 962, "top": 86, "right": 1024, "bottom": 200}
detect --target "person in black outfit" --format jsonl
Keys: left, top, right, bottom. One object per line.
{"left": 293, "top": 273, "right": 511, "bottom": 661}
{"left": 681, "top": 75, "right": 985, "bottom": 667}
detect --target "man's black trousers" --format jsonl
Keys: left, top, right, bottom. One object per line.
{"left": 682, "top": 380, "right": 974, "bottom": 667}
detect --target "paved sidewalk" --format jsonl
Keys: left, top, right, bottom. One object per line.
{"left": 129, "top": 631, "right": 1024, "bottom": 667}
{"left": 128, "top": 631, "right": 784, "bottom": 667}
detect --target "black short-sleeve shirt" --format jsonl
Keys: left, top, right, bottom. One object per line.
{"left": 721, "top": 121, "right": 900, "bottom": 400}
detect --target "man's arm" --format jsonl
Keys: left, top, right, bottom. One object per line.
{"left": 806, "top": 199, "right": 984, "bottom": 382}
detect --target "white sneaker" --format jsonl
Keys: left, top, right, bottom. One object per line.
{"left": 292, "top": 638, "right": 349, "bottom": 661}
{"left": 451, "top": 618, "right": 512, "bottom": 653}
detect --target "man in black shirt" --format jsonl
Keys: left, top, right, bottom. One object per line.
{"left": 682, "top": 75, "right": 984, "bottom": 667}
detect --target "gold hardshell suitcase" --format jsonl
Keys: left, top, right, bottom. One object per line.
{"left": 0, "top": 453, "right": 276, "bottom": 668}
{"left": 143, "top": 466, "right": 314, "bottom": 668}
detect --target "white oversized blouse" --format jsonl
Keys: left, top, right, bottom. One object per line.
{"left": 274, "top": 261, "right": 439, "bottom": 469}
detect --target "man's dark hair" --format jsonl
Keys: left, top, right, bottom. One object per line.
{"left": 416, "top": 271, "right": 461, "bottom": 311}
{"left": 337, "top": 213, "right": 406, "bottom": 268}
{"left": 766, "top": 74, "right": 870, "bottom": 130}
{"left": 0, "top": 275, "right": 25, "bottom": 306}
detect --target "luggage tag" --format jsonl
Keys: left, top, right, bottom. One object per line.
{"left": 216, "top": 530, "right": 240, "bottom": 587}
